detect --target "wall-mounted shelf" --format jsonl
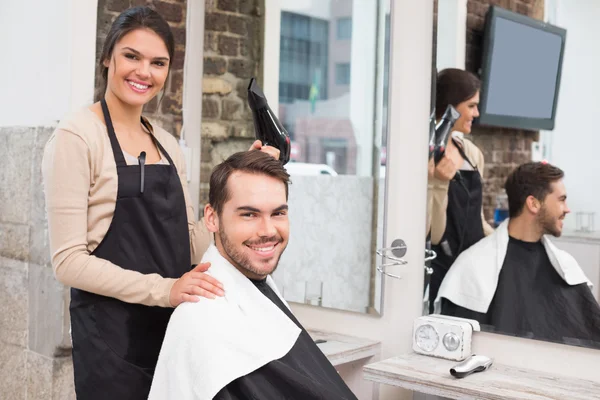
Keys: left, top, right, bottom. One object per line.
{"left": 364, "top": 353, "right": 600, "bottom": 399}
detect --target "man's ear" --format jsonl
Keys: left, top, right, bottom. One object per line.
{"left": 525, "top": 195, "right": 542, "bottom": 215}
{"left": 203, "top": 204, "right": 219, "bottom": 233}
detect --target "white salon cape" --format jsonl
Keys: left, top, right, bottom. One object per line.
{"left": 148, "top": 245, "right": 301, "bottom": 400}
{"left": 434, "top": 219, "right": 592, "bottom": 314}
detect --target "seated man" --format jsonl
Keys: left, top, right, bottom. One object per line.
{"left": 435, "top": 162, "right": 600, "bottom": 348}
{"left": 149, "top": 151, "right": 357, "bottom": 400}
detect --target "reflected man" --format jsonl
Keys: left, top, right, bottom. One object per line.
{"left": 436, "top": 162, "right": 600, "bottom": 348}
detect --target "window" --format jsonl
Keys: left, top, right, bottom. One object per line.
{"left": 279, "top": 12, "right": 329, "bottom": 104}
{"left": 335, "top": 63, "right": 351, "bottom": 85}
{"left": 336, "top": 17, "right": 352, "bottom": 40}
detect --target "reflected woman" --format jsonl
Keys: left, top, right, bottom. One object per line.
{"left": 426, "top": 68, "right": 494, "bottom": 311}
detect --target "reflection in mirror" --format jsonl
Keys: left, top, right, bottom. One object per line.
{"left": 425, "top": 0, "right": 600, "bottom": 351}
{"left": 270, "top": 0, "right": 392, "bottom": 314}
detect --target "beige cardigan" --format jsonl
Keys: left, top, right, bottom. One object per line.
{"left": 426, "top": 135, "right": 494, "bottom": 245}
{"left": 42, "top": 108, "right": 211, "bottom": 308}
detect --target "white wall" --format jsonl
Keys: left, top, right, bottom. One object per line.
{"left": 542, "top": 0, "right": 600, "bottom": 232}
{"left": 435, "top": 0, "right": 467, "bottom": 71}
{"left": 0, "top": 0, "right": 97, "bottom": 127}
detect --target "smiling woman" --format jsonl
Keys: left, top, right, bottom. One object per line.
{"left": 425, "top": 68, "right": 494, "bottom": 312}
{"left": 41, "top": 6, "right": 227, "bottom": 400}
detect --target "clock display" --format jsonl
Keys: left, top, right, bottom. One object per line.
{"left": 415, "top": 324, "right": 439, "bottom": 352}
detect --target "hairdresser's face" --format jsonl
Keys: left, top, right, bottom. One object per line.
{"left": 206, "top": 172, "right": 290, "bottom": 280}
{"left": 453, "top": 91, "right": 480, "bottom": 134}
{"left": 537, "top": 180, "right": 570, "bottom": 237}
{"left": 104, "top": 28, "right": 170, "bottom": 108}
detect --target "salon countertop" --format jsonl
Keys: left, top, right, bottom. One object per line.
{"left": 363, "top": 353, "right": 600, "bottom": 400}
{"left": 308, "top": 330, "right": 381, "bottom": 367}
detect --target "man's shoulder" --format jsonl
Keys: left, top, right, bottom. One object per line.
{"left": 453, "top": 231, "right": 497, "bottom": 268}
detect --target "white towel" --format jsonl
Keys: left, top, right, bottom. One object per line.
{"left": 148, "top": 244, "right": 301, "bottom": 400}
{"left": 434, "top": 219, "right": 592, "bottom": 314}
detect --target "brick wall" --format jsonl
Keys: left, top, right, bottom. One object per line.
{"left": 95, "top": 0, "right": 187, "bottom": 137}
{"left": 200, "top": 0, "right": 265, "bottom": 204}
{"left": 465, "top": 0, "right": 544, "bottom": 221}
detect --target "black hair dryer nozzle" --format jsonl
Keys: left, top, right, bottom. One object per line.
{"left": 247, "top": 77, "right": 291, "bottom": 165}
{"left": 433, "top": 105, "right": 461, "bottom": 164}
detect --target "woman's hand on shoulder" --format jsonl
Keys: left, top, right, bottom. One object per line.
{"left": 169, "top": 263, "right": 225, "bottom": 307}
{"left": 249, "top": 139, "right": 280, "bottom": 160}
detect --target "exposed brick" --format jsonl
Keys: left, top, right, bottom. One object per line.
{"left": 202, "top": 121, "right": 229, "bottom": 140}
{"left": 218, "top": 35, "right": 238, "bottom": 56}
{"left": 204, "top": 32, "right": 219, "bottom": 53}
{"left": 235, "top": 79, "right": 250, "bottom": 101}
{"left": 217, "top": 0, "right": 237, "bottom": 12}
{"left": 171, "top": 49, "right": 185, "bottom": 69}
{"left": 144, "top": 97, "right": 158, "bottom": 113}
{"left": 205, "top": 12, "right": 229, "bottom": 32}
{"left": 153, "top": 1, "right": 183, "bottom": 23}
{"left": 161, "top": 93, "right": 182, "bottom": 115}
{"left": 130, "top": 0, "right": 149, "bottom": 6}
{"left": 203, "top": 77, "right": 233, "bottom": 95}
{"left": 204, "top": 57, "right": 227, "bottom": 75}
{"left": 205, "top": 0, "right": 217, "bottom": 12}
{"left": 516, "top": 3, "right": 530, "bottom": 15}
{"left": 227, "top": 58, "right": 255, "bottom": 79}
{"left": 229, "top": 121, "right": 254, "bottom": 138}
{"left": 169, "top": 70, "right": 183, "bottom": 94}
{"left": 171, "top": 26, "right": 186, "bottom": 47}
{"left": 239, "top": 0, "right": 257, "bottom": 15}
{"left": 221, "top": 98, "right": 242, "bottom": 120}
{"left": 203, "top": 98, "right": 220, "bottom": 119}
{"left": 239, "top": 38, "right": 250, "bottom": 57}
{"left": 228, "top": 15, "right": 248, "bottom": 36}
{"left": 106, "top": 0, "right": 129, "bottom": 12}
{"left": 201, "top": 138, "right": 213, "bottom": 162}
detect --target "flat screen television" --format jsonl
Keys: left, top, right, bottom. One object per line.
{"left": 478, "top": 6, "right": 567, "bottom": 131}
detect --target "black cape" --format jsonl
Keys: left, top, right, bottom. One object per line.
{"left": 442, "top": 237, "right": 600, "bottom": 349}
{"left": 214, "top": 279, "right": 358, "bottom": 400}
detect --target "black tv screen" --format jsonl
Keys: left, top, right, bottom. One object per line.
{"left": 478, "top": 6, "right": 567, "bottom": 131}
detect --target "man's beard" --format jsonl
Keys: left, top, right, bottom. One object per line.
{"left": 538, "top": 206, "right": 563, "bottom": 237}
{"left": 219, "top": 228, "right": 284, "bottom": 279}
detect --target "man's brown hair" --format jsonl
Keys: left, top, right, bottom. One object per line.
{"left": 504, "top": 162, "right": 564, "bottom": 218}
{"left": 208, "top": 151, "right": 291, "bottom": 216}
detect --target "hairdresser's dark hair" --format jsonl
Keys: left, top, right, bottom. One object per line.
{"left": 504, "top": 162, "right": 565, "bottom": 218}
{"left": 435, "top": 68, "right": 480, "bottom": 120}
{"left": 99, "top": 6, "right": 175, "bottom": 96}
{"left": 209, "top": 151, "right": 291, "bottom": 216}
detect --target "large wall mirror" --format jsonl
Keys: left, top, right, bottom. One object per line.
{"left": 269, "top": 0, "right": 392, "bottom": 315}
{"left": 424, "top": 0, "right": 600, "bottom": 351}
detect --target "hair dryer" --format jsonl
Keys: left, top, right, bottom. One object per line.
{"left": 433, "top": 105, "right": 461, "bottom": 164}
{"left": 428, "top": 110, "right": 437, "bottom": 160}
{"left": 247, "top": 77, "right": 291, "bottom": 165}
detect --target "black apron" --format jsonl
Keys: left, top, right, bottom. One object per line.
{"left": 69, "top": 99, "right": 191, "bottom": 400}
{"left": 429, "top": 140, "right": 485, "bottom": 312}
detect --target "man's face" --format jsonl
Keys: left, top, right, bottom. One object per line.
{"left": 537, "top": 180, "right": 570, "bottom": 237}
{"left": 207, "top": 171, "right": 289, "bottom": 280}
